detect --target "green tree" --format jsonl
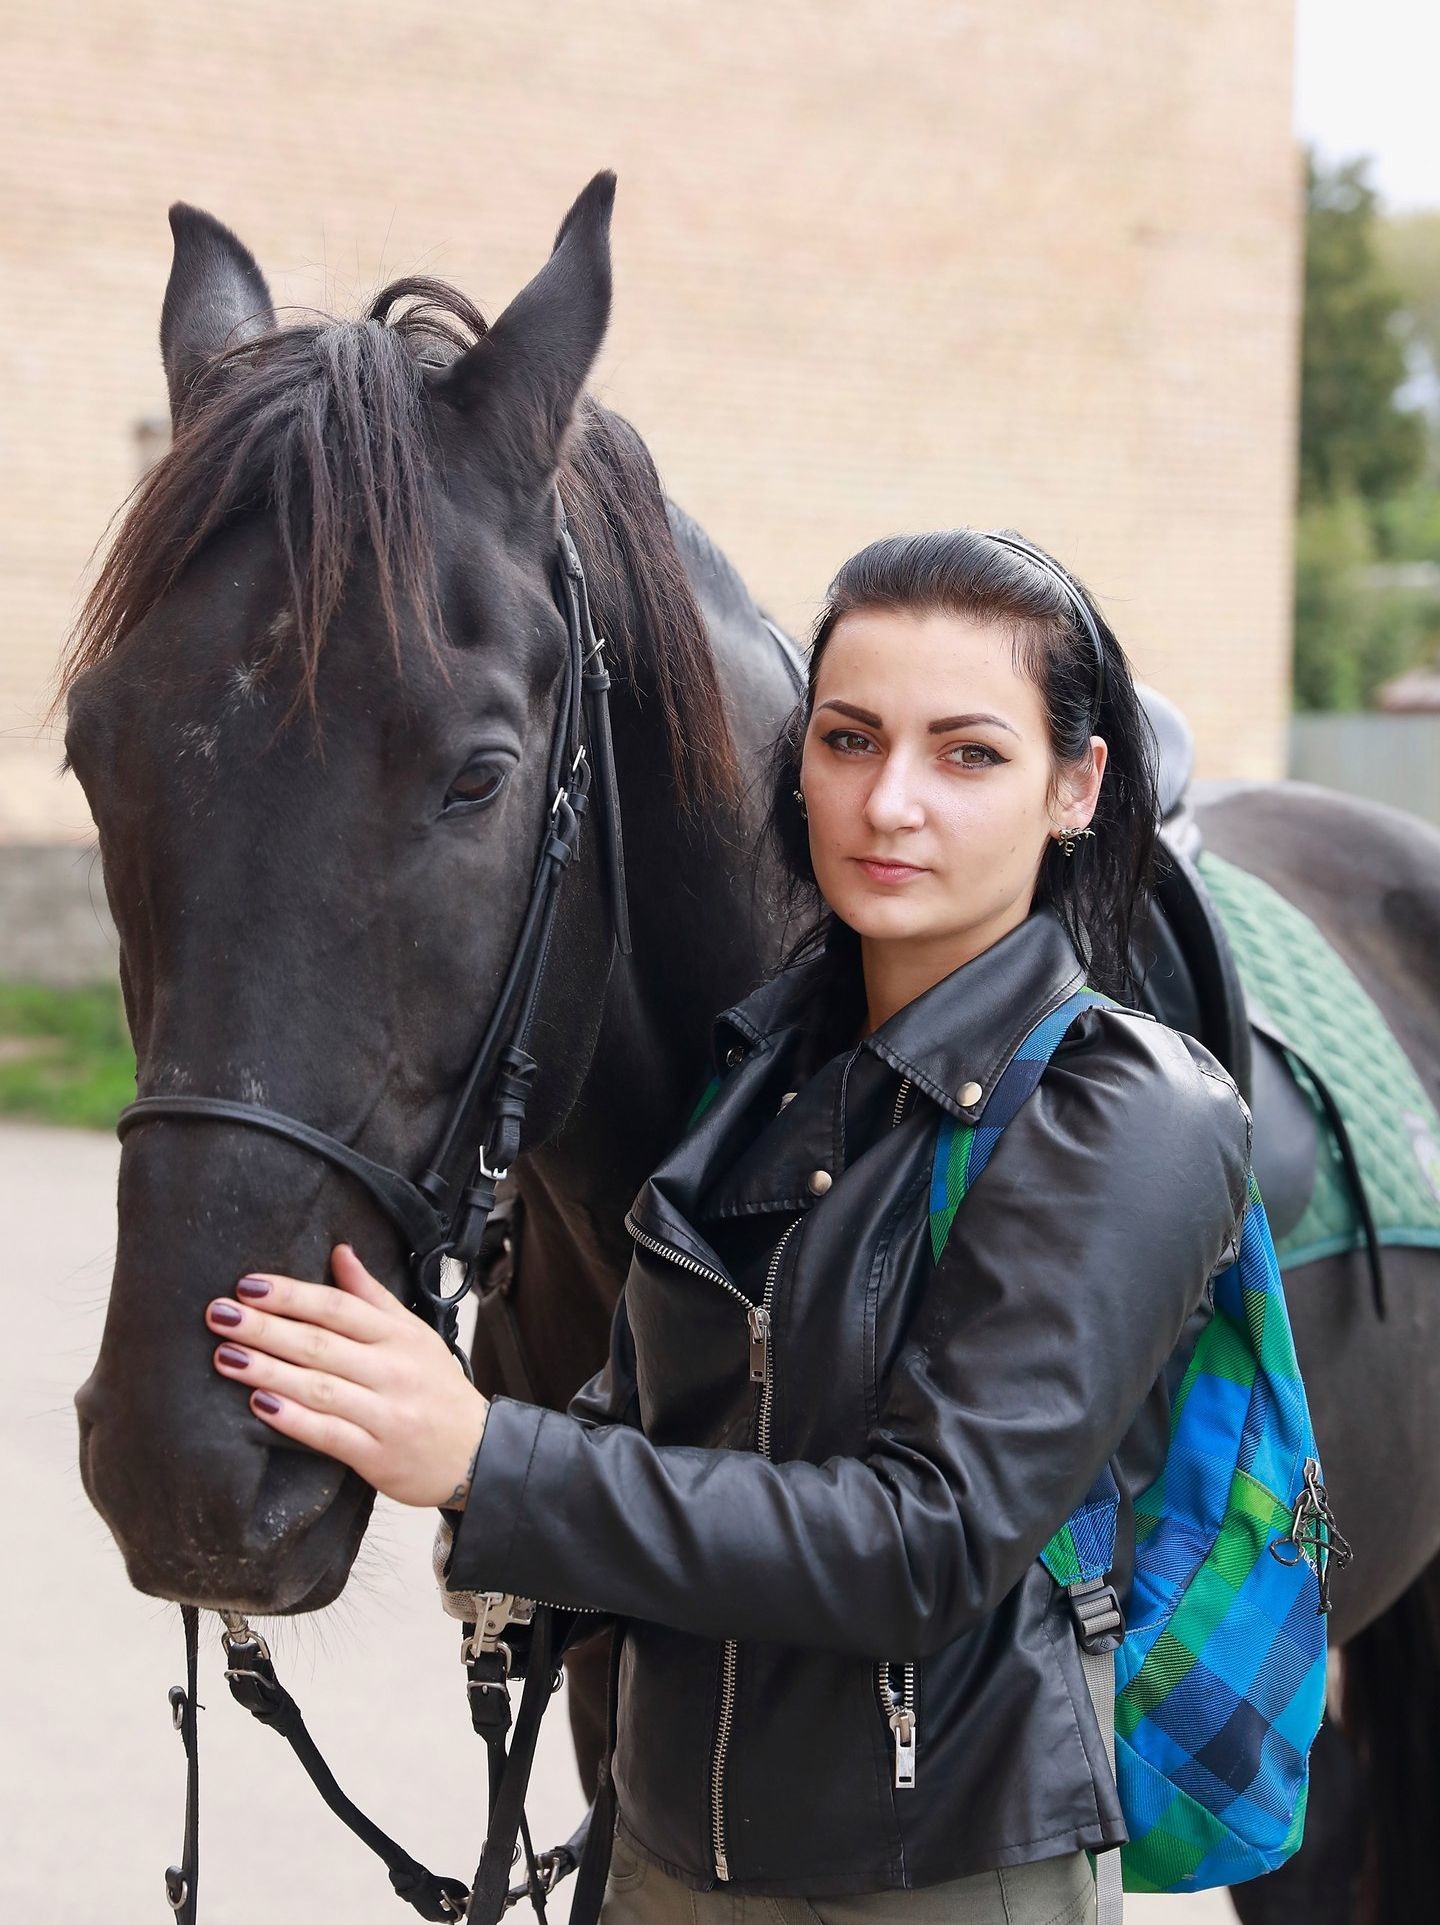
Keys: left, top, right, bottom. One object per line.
{"left": 1294, "top": 154, "right": 1437, "bottom": 708}
{"left": 1298, "top": 155, "right": 1425, "bottom": 506}
{"left": 1377, "top": 207, "right": 1440, "bottom": 467}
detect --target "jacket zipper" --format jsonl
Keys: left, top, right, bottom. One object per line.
{"left": 623, "top": 1201, "right": 807, "bottom": 1881}
{"left": 709, "top": 1211, "right": 804, "bottom": 1878}
{"left": 876, "top": 1074, "right": 917, "bottom": 1786}
{"left": 876, "top": 1662, "right": 918, "bottom": 1788}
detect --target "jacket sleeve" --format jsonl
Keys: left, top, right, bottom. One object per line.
{"left": 444, "top": 1011, "right": 1253, "bottom": 1658}
{"left": 437, "top": 1277, "right": 642, "bottom": 1644}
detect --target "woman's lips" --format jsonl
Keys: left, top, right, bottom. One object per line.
{"left": 854, "top": 857, "right": 928, "bottom": 885}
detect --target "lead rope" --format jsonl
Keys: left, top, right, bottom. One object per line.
{"left": 162, "top": 1605, "right": 571, "bottom": 1923}
{"left": 164, "top": 1604, "right": 201, "bottom": 1924}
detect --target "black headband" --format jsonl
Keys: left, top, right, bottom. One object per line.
{"left": 985, "top": 530, "right": 1107, "bottom": 727}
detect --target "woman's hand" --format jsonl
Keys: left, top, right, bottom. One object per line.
{"left": 205, "top": 1243, "right": 489, "bottom": 1511}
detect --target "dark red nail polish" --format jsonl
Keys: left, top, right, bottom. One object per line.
{"left": 236, "top": 1276, "right": 271, "bottom": 1300}
{"left": 216, "top": 1344, "right": 249, "bottom": 1367}
{"left": 209, "top": 1302, "right": 243, "bottom": 1326}
{"left": 253, "top": 1391, "right": 282, "bottom": 1414}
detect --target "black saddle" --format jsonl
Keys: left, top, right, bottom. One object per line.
{"left": 1131, "top": 686, "right": 1384, "bottom": 1313}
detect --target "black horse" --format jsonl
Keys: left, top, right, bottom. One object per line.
{"left": 59, "top": 176, "right": 1440, "bottom": 1925}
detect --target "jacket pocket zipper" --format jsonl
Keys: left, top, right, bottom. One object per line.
{"left": 876, "top": 1661, "right": 918, "bottom": 1787}
{"left": 876, "top": 1076, "right": 917, "bottom": 1788}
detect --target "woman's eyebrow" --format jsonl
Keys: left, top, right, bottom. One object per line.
{"left": 816, "top": 698, "right": 1019, "bottom": 738}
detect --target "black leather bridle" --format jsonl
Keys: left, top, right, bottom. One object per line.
{"left": 116, "top": 498, "right": 631, "bottom": 1925}
{"left": 117, "top": 496, "right": 631, "bottom": 1357}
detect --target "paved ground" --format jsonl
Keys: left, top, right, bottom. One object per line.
{"left": 3, "top": 1118, "right": 1235, "bottom": 1919}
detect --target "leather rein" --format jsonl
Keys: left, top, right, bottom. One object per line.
{"left": 114, "top": 497, "right": 630, "bottom": 1925}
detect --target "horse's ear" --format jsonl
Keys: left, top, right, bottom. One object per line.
{"left": 160, "top": 204, "right": 276, "bottom": 428}
{"left": 435, "top": 171, "right": 616, "bottom": 489}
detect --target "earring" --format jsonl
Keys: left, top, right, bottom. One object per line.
{"left": 1056, "top": 825, "right": 1096, "bottom": 858}
{"left": 793, "top": 787, "right": 808, "bottom": 820}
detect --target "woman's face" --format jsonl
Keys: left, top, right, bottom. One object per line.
{"left": 799, "top": 606, "right": 1106, "bottom": 966}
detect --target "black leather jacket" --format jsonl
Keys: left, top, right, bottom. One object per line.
{"left": 445, "top": 903, "right": 1253, "bottom": 1896}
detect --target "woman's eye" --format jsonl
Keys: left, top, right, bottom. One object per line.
{"left": 443, "top": 763, "right": 511, "bottom": 813}
{"left": 820, "top": 728, "right": 875, "bottom": 755}
{"left": 947, "top": 743, "right": 1003, "bottom": 768}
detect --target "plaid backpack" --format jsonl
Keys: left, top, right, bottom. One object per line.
{"left": 929, "top": 985, "right": 1345, "bottom": 1920}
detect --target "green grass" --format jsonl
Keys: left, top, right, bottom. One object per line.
{"left": 0, "top": 979, "right": 136, "bottom": 1130}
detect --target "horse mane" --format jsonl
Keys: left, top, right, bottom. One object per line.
{"left": 51, "top": 275, "right": 742, "bottom": 817}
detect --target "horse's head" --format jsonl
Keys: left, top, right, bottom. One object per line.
{"left": 63, "top": 174, "right": 729, "bottom": 1612}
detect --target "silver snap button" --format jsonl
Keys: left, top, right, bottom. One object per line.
{"left": 958, "top": 1081, "right": 983, "bottom": 1107}
{"left": 725, "top": 1045, "right": 745, "bottom": 1068}
{"left": 807, "top": 1168, "right": 833, "bottom": 1196}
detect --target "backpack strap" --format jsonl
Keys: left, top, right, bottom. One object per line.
{"left": 930, "top": 984, "right": 1117, "bottom": 1258}
{"left": 928, "top": 982, "right": 1126, "bottom": 1922}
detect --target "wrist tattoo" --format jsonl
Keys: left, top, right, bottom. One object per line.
{"left": 443, "top": 1418, "right": 487, "bottom": 1511}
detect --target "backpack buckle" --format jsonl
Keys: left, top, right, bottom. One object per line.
{"left": 1067, "top": 1576, "right": 1125, "bottom": 1655}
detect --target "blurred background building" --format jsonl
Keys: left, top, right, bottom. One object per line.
{"left": 5, "top": 0, "right": 1304, "bottom": 982}
{"left": 11, "top": 0, "right": 1440, "bottom": 1001}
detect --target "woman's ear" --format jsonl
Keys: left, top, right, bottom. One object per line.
{"left": 1059, "top": 736, "right": 1107, "bottom": 828}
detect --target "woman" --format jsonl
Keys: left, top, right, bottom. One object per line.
{"left": 202, "top": 529, "right": 1253, "bottom": 1925}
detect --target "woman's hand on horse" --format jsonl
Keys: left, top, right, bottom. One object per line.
{"left": 205, "top": 1243, "right": 489, "bottom": 1510}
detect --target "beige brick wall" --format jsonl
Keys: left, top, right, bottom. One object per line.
{"left": 3, "top": 0, "right": 1300, "bottom": 844}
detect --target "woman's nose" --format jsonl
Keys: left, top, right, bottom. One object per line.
{"left": 864, "top": 759, "right": 926, "bottom": 831}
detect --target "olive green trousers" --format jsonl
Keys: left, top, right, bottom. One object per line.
{"left": 598, "top": 1831, "right": 1097, "bottom": 1925}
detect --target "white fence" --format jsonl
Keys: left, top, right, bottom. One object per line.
{"left": 1289, "top": 712, "right": 1440, "bottom": 828}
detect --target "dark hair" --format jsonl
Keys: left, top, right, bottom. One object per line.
{"left": 759, "top": 527, "right": 1160, "bottom": 1024}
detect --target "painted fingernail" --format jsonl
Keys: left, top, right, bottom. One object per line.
{"left": 209, "top": 1302, "right": 243, "bottom": 1326}
{"left": 253, "top": 1392, "right": 282, "bottom": 1414}
{"left": 215, "top": 1344, "right": 250, "bottom": 1368}
{"left": 236, "top": 1276, "right": 271, "bottom": 1300}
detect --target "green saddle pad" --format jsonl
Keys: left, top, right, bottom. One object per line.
{"left": 1195, "top": 848, "right": 1440, "bottom": 1270}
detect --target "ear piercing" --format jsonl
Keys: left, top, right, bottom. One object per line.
{"left": 792, "top": 787, "right": 808, "bottom": 820}
{"left": 1055, "top": 825, "right": 1096, "bottom": 857}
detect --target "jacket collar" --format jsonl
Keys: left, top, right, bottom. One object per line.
{"left": 712, "top": 902, "right": 1088, "bottom": 1123}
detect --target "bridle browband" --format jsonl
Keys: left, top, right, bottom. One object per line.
{"left": 120, "top": 495, "right": 631, "bottom": 1925}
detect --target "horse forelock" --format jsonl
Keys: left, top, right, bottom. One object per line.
{"left": 53, "top": 272, "right": 742, "bottom": 817}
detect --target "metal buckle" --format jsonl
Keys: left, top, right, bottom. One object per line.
{"left": 476, "top": 1148, "right": 509, "bottom": 1183}
{"left": 164, "top": 1868, "right": 188, "bottom": 1911}
{"left": 219, "top": 1611, "right": 272, "bottom": 1678}
{"left": 460, "top": 1592, "right": 534, "bottom": 1663}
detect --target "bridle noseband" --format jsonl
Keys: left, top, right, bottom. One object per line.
{"left": 119, "top": 499, "right": 632, "bottom": 1925}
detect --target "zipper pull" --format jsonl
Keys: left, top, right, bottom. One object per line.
{"left": 888, "top": 1707, "right": 917, "bottom": 1789}
{"left": 747, "top": 1304, "right": 771, "bottom": 1384}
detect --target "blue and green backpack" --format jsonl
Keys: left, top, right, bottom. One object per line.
{"left": 929, "top": 985, "right": 1343, "bottom": 1913}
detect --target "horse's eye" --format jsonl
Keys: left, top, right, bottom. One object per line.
{"left": 443, "top": 762, "right": 511, "bottom": 813}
